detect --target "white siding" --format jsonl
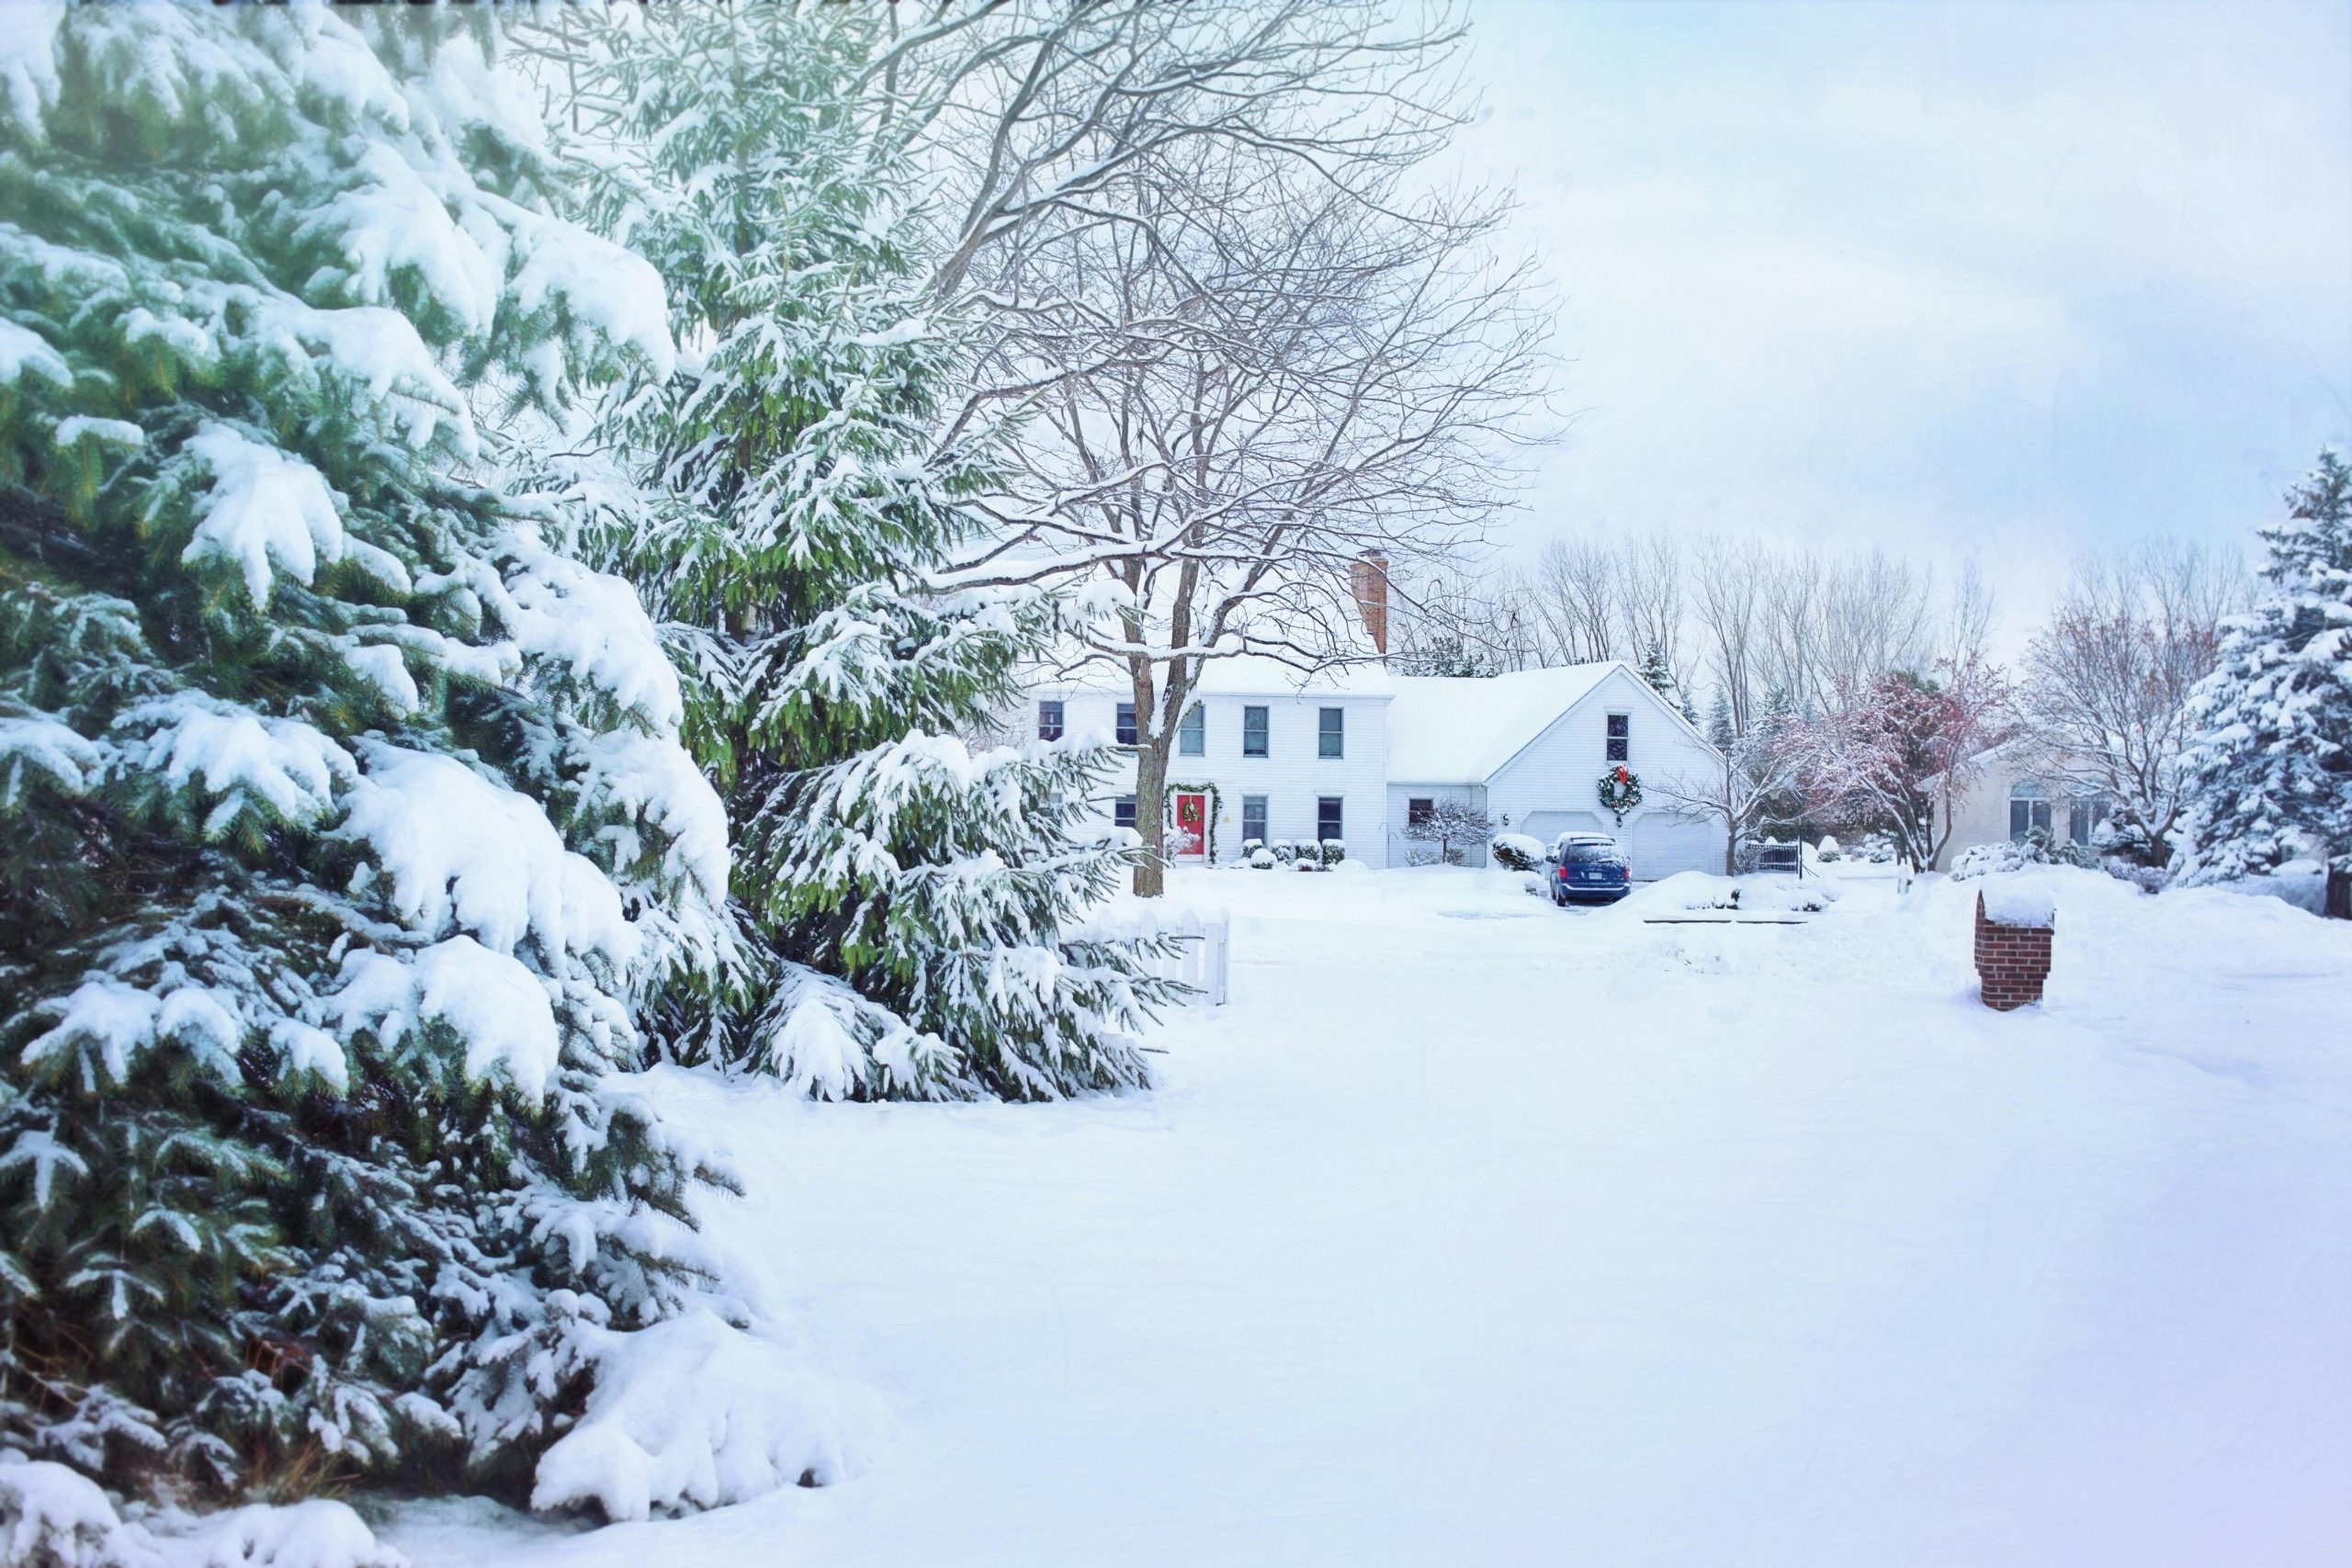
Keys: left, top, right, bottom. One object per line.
{"left": 1484, "top": 667, "right": 1724, "bottom": 880}
{"left": 1035, "top": 688, "right": 1393, "bottom": 867}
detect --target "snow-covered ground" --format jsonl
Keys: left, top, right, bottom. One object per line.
{"left": 384, "top": 866, "right": 2352, "bottom": 1567}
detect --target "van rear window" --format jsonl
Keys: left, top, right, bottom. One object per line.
{"left": 1561, "top": 843, "right": 1623, "bottom": 864}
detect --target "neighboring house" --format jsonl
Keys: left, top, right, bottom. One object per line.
{"left": 1023, "top": 658, "right": 1722, "bottom": 875}
{"left": 1385, "top": 664, "right": 1722, "bottom": 875}
{"left": 1933, "top": 738, "right": 2115, "bottom": 869}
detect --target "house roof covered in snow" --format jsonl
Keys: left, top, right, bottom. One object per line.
{"left": 1033, "top": 652, "right": 1395, "bottom": 699}
{"left": 1385, "top": 663, "right": 1624, "bottom": 783}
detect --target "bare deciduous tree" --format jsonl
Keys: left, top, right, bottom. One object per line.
{"left": 2019, "top": 540, "right": 2247, "bottom": 863}
{"left": 949, "top": 152, "right": 1550, "bottom": 892}
{"left": 1787, "top": 655, "right": 2013, "bottom": 869}
{"left": 1652, "top": 719, "right": 1803, "bottom": 874}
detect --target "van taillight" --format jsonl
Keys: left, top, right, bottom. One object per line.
{"left": 1621, "top": 864, "right": 1632, "bottom": 882}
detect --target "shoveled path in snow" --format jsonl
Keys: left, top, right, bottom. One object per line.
{"left": 385, "top": 867, "right": 2352, "bottom": 1567}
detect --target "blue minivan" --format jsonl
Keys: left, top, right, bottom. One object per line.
{"left": 1549, "top": 834, "right": 1632, "bottom": 905}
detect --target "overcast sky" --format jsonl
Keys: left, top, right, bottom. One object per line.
{"left": 1453, "top": 0, "right": 2352, "bottom": 640}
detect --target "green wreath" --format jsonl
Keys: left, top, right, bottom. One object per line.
{"left": 1597, "top": 764, "right": 1643, "bottom": 825}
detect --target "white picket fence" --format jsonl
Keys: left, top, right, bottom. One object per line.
{"left": 1074, "top": 901, "right": 1230, "bottom": 1008}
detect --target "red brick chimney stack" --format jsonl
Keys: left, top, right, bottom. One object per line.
{"left": 1350, "top": 551, "right": 1389, "bottom": 656}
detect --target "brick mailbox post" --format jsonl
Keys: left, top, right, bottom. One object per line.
{"left": 1973, "top": 888, "right": 2054, "bottom": 1010}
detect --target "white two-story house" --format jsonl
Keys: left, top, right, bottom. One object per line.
{"left": 1023, "top": 657, "right": 1724, "bottom": 876}
{"left": 1027, "top": 656, "right": 1395, "bottom": 864}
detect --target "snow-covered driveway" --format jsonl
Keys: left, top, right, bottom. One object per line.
{"left": 388, "top": 868, "right": 2352, "bottom": 1567}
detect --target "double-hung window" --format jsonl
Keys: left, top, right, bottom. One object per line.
{"left": 1605, "top": 712, "right": 1630, "bottom": 762}
{"left": 1318, "top": 706, "right": 1344, "bottom": 759}
{"left": 2009, "top": 781, "right": 2053, "bottom": 840}
{"left": 1242, "top": 705, "right": 1270, "bottom": 758}
{"left": 1115, "top": 702, "right": 1138, "bottom": 747}
{"left": 1037, "top": 700, "right": 1064, "bottom": 741}
{"left": 1317, "top": 795, "right": 1344, "bottom": 843}
{"left": 1241, "top": 795, "right": 1269, "bottom": 845}
{"left": 1114, "top": 795, "right": 1137, "bottom": 830}
{"left": 1178, "top": 703, "right": 1205, "bottom": 757}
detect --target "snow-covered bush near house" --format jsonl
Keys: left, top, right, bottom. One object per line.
{"left": 1272, "top": 842, "right": 1297, "bottom": 865}
{"left": 1239, "top": 838, "right": 1265, "bottom": 859}
{"left": 564, "top": 3, "right": 1170, "bottom": 1103}
{"left": 1488, "top": 832, "right": 1545, "bottom": 871}
{"left": 1249, "top": 848, "right": 1276, "bottom": 869}
{"left": 1618, "top": 871, "right": 1838, "bottom": 916}
{"left": 1952, "top": 834, "right": 2086, "bottom": 880}
{"left": 1321, "top": 840, "right": 1346, "bottom": 864}
{"left": 1815, "top": 835, "right": 1842, "bottom": 862}
{"left": 0, "top": 3, "right": 843, "bottom": 1525}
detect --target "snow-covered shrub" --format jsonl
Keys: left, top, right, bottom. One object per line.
{"left": 1271, "top": 842, "right": 1297, "bottom": 866}
{"left": 529, "top": 1312, "right": 881, "bottom": 1523}
{"left": 1240, "top": 838, "right": 1264, "bottom": 859}
{"left": 1815, "top": 835, "right": 1843, "bottom": 862}
{"left": 1488, "top": 833, "right": 1544, "bottom": 872}
{"left": 0, "top": 4, "right": 798, "bottom": 1513}
{"left": 570, "top": 4, "right": 1173, "bottom": 1099}
{"left": 1952, "top": 831, "right": 2096, "bottom": 881}
{"left": 1321, "top": 839, "right": 1346, "bottom": 865}
{"left": 1403, "top": 799, "right": 1492, "bottom": 865}
{"left": 1247, "top": 848, "right": 1276, "bottom": 869}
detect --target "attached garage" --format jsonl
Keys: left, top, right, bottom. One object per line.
{"left": 1626, "top": 809, "right": 1722, "bottom": 879}
{"left": 1518, "top": 809, "right": 1607, "bottom": 845}
{"left": 1387, "top": 663, "right": 1728, "bottom": 877}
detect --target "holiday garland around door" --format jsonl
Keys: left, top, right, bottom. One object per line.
{"left": 1598, "top": 765, "right": 1644, "bottom": 824}
{"left": 1165, "top": 781, "right": 1225, "bottom": 863}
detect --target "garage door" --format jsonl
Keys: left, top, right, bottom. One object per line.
{"left": 1627, "top": 810, "right": 1721, "bottom": 879}
{"left": 1519, "top": 809, "right": 1607, "bottom": 847}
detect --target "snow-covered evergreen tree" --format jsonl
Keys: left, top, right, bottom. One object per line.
{"left": 550, "top": 6, "right": 1171, "bottom": 1100}
{"left": 0, "top": 6, "right": 749, "bottom": 1502}
{"left": 1639, "top": 639, "right": 1679, "bottom": 702}
{"left": 2183, "top": 450, "right": 2352, "bottom": 915}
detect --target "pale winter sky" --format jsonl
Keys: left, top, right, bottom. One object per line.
{"left": 1453, "top": 0, "right": 2352, "bottom": 643}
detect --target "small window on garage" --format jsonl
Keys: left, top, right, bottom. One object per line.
{"left": 1037, "top": 700, "right": 1064, "bottom": 741}
{"left": 1115, "top": 702, "right": 1137, "bottom": 746}
{"left": 1408, "top": 796, "right": 1433, "bottom": 827}
{"left": 1605, "top": 711, "right": 1629, "bottom": 762}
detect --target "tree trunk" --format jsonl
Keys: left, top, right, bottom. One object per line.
{"left": 2326, "top": 862, "right": 2351, "bottom": 921}
{"left": 1133, "top": 739, "right": 1169, "bottom": 897}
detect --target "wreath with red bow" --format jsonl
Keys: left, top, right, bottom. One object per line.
{"left": 1596, "top": 765, "right": 1643, "bottom": 824}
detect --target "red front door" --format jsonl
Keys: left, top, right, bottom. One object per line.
{"left": 1173, "top": 792, "right": 1207, "bottom": 859}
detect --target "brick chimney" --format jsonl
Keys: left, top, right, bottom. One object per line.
{"left": 1350, "top": 551, "right": 1389, "bottom": 656}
